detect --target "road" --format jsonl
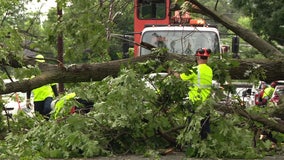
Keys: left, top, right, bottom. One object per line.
{"left": 64, "top": 152, "right": 284, "bottom": 160}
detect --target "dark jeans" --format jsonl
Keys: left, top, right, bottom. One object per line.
{"left": 200, "top": 115, "right": 210, "bottom": 140}
{"left": 184, "top": 101, "right": 211, "bottom": 139}
{"left": 34, "top": 97, "right": 53, "bottom": 117}
{"left": 187, "top": 114, "right": 210, "bottom": 140}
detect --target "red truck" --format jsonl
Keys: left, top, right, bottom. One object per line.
{"left": 133, "top": 0, "right": 229, "bottom": 57}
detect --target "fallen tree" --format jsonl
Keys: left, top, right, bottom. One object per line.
{"left": 214, "top": 102, "right": 284, "bottom": 133}
{"left": 2, "top": 52, "right": 284, "bottom": 94}
{"left": 4, "top": 52, "right": 284, "bottom": 135}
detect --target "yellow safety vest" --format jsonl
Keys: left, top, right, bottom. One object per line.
{"left": 180, "top": 64, "right": 213, "bottom": 105}
{"left": 32, "top": 83, "right": 56, "bottom": 101}
{"left": 262, "top": 87, "right": 274, "bottom": 100}
{"left": 54, "top": 92, "right": 76, "bottom": 119}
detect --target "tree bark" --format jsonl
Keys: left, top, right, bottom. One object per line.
{"left": 1, "top": 53, "right": 160, "bottom": 94}
{"left": 2, "top": 53, "right": 284, "bottom": 94}
{"left": 229, "top": 58, "right": 284, "bottom": 83}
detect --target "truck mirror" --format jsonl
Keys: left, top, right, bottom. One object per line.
{"left": 232, "top": 36, "right": 239, "bottom": 53}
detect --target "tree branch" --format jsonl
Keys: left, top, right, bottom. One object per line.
{"left": 2, "top": 53, "right": 284, "bottom": 94}
{"left": 214, "top": 103, "right": 284, "bottom": 133}
{"left": 189, "top": 0, "right": 283, "bottom": 58}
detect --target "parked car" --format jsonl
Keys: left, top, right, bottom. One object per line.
{"left": 219, "top": 81, "right": 256, "bottom": 107}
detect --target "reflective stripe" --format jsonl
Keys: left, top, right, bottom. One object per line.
{"left": 193, "top": 84, "right": 212, "bottom": 88}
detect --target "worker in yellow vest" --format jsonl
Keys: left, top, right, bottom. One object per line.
{"left": 50, "top": 92, "right": 94, "bottom": 119}
{"left": 168, "top": 48, "right": 213, "bottom": 139}
{"left": 26, "top": 54, "right": 58, "bottom": 119}
{"left": 169, "top": 48, "right": 213, "bottom": 105}
{"left": 260, "top": 81, "right": 277, "bottom": 106}
{"left": 52, "top": 92, "right": 76, "bottom": 119}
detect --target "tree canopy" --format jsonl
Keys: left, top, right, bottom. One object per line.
{"left": 232, "top": 0, "right": 284, "bottom": 45}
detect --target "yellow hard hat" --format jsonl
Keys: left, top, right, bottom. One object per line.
{"left": 35, "top": 54, "right": 45, "bottom": 63}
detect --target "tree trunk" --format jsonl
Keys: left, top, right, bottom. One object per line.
{"left": 57, "top": 3, "right": 65, "bottom": 93}
{"left": 189, "top": 0, "right": 284, "bottom": 58}
{"left": 2, "top": 53, "right": 284, "bottom": 94}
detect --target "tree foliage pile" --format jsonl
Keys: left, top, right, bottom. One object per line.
{"left": 0, "top": 59, "right": 283, "bottom": 159}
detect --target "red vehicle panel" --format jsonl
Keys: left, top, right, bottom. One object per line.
{"left": 134, "top": 0, "right": 171, "bottom": 57}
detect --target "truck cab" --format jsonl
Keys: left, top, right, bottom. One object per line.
{"left": 134, "top": 0, "right": 225, "bottom": 57}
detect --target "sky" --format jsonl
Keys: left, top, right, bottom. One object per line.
{"left": 27, "top": 0, "right": 57, "bottom": 21}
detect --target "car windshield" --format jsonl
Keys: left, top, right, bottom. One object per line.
{"left": 140, "top": 30, "right": 220, "bottom": 56}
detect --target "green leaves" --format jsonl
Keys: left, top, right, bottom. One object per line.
{"left": 232, "top": 0, "right": 284, "bottom": 45}
{"left": 0, "top": 50, "right": 283, "bottom": 159}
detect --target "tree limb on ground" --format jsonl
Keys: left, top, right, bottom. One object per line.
{"left": 2, "top": 52, "right": 284, "bottom": 138}
{"left": 2, "top": 52, "right": 284, "bottom": 94}
{"left": 214, "top": 103, "right": 284, "bottom": 133}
